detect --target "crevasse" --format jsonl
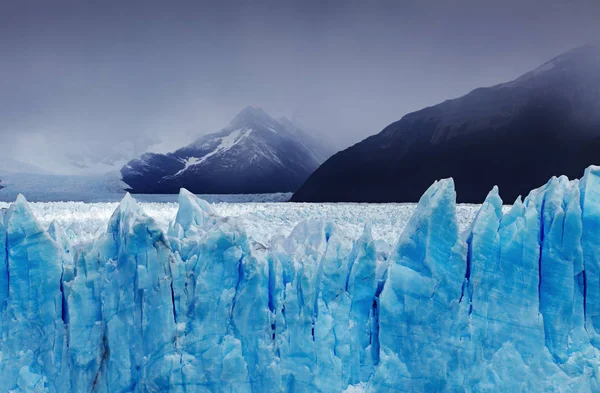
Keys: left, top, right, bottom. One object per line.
{"left": 3, "top": 169, "right": 600, "bottom": 392}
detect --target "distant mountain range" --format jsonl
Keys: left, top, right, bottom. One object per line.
{"left": 292, "top": 42, "right": 600, "bottom": 203}
{"left": 0, "top": 157, "right": 50, "bottom": 176}
{"left": 64, "top": 135, "right": 159, "bottom": 174}
{"left": 121, "top": 107, "right": 333, "bottom": 194}
{"left": 0, "top": 157, "right": 128, "bottom": 201}
{"left": 0, "top": 157, "right": 47, "bottom": 191}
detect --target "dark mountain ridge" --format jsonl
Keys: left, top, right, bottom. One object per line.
{"left": 292, "top": 42, "right": 600, "bottom": 203}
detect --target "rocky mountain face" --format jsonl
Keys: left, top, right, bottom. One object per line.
{"left": 121, "top": 107, "right": 332, "bottom": 194}
{"left": 292, "top": 42, "right": 600, "bottom": 203}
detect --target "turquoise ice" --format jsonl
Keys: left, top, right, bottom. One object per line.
{"left": 3, "top": 168, "right": 600, "bottom": 392}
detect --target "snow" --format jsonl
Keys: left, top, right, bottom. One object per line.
{"left": 163, "top": 128, "right": 254, "bottom": 178}
{"left": 3, "top": 168, "right": 600, "bottom": 392}
{"left": 172, "top": 156, "right": 202, "bottom": 176}
{"left": 194, "top": 128, "right": 250, "bottom": 166}
{"left": 0, "top": 199, "right": 487, "bottom": 247}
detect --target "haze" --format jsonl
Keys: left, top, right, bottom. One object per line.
{"left": 2, "top": 0, "right": 600, "bottom": 174}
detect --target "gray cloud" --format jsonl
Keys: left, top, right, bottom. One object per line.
{"left": 1, "top": 0, "right": 600, "bottom": 173}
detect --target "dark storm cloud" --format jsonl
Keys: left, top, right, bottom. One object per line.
{"left": 1, "top": 0, "right": 600, "bottom": 172}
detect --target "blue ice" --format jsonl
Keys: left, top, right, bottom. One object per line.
{"left": 3, "top": 168, "right": 600, "bottom": 392}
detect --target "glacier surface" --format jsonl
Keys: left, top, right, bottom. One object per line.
{"left": 3, "top": 169, "right": 600, "bottom": 392}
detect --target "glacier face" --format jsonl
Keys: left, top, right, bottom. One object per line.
{"left": 3, "top": 170, "right": 600, "bottom": 392}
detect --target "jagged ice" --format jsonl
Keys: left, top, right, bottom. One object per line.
{"left": 3, "top": 168, "right": 600, "bottom": 392}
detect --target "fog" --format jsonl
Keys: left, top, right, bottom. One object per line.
{"left": 2, "top": 0, "right": 600, "bottom": 173}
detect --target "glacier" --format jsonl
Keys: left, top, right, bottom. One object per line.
{"left": 3, "top": 170, "right": 600, "bottom": 392}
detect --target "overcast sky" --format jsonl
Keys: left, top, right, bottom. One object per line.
{"left": 2, "top": 0, "right": 600, "bottom": 173}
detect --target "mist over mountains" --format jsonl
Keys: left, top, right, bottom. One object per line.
{"left": 121, "top": 107, "right": 333, "bottom": 194}
{"left": 293, "top": 42, "right": 600, "bottom": 203}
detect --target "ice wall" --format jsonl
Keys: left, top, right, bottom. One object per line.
{"left": 3, "top": 169, "right": 600, "bottom": 392}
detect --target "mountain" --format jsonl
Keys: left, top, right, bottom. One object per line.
{"left": 292, "top": 42, "right": 600, "bottom": 203}
{"left": 121, "top": 106, "right": 333, "bottom": 194}
{"left": 64, "top": 135, "right": 160, "bottom": 174}
{"left": 0, "top": 157, "right": 50, "bottom": 191}
{"left": 0, "top": 157, "right": 50, "bottom": 175}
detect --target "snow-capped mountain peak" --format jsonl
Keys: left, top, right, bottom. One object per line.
{"left": 169, "top": 127, "right": 254, "bottom": 177}
{"left": 121, "top": 107, "right": 333, "bottom": 194}
{"left": 229, "top": 106, "right": 279, "bottom": 130}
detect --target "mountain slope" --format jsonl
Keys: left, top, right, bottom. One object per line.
{"left": 0, "top": 157, "right": 50, "bottom": 175}
{"left": 292, "top": 42, "right": 600, "bottom": 203}
{"left": 64, "top": 135, "right": 159, "bottom": 175}
{"left": 121, "top": 107, "right": 331, "bottom": 194}
{"left": 0, "top": 157, "right": 50, "bottom": 191}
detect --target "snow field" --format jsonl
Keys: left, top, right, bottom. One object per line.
{"left": 0, "top": 200, "right": 493, "bottom": 247}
